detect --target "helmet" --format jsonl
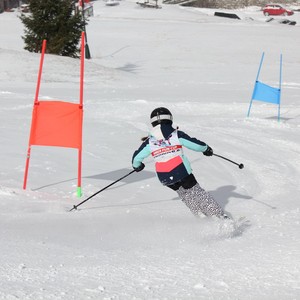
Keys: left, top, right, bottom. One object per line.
{"left": 150, "top": 107, "right": 173, "bottom": 127}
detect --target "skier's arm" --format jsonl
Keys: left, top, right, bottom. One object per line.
{"left": 178, "top": 131, "right": 209, "bottom": 152}
{"left": 132, "top": 141, "right": 151, "bottom": 169}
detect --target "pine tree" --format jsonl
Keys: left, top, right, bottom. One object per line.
{"left": 20, "top": 0, "right": 86, "bottom": 58}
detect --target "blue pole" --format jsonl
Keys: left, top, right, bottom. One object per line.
{"left": 278, "top": 54, "right": 282, "bottom": 122}
{"left": 247, "top": 52, "right": 265, "bottom": 118}
{"left": 247, "top": 99, "right": 253, "bottom": 118}
{"left": 256, "top": 52, "right": 265, "bottom": 82}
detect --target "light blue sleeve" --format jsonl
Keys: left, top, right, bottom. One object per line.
{"left": 179, "top": 138, "right": 208, "bottom": 152}
{"left": 132, "top": 144, "right": 151, "bottom": 168}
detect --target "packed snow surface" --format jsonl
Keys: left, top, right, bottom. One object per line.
{"left": 0, "top": 1, "right": 300, "bottom": 299}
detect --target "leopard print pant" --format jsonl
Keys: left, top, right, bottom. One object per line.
{"left": 177, "top": 183, "right": 225, "bottom": 218}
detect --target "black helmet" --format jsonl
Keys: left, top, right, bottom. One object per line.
{"left": 150, "top": 107, "right": 173, "bottom": 127}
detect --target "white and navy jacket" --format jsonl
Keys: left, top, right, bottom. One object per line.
{"left": 132, "top": 123, "right": 208, "bottom": 186}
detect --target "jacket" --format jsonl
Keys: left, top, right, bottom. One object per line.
{"left": 132, "top": 123, "right": 208, "bottom": 185}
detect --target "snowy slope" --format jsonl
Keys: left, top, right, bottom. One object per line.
{"left": 0, "top": 1, "right": 300, "bottom": 299}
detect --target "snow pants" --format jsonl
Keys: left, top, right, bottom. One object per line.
{"left": 176, "top": 183, "right": 225, "bottom": 218}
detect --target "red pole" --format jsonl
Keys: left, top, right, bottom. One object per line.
{"left": 34, "top": 40, "right": 46, "bottom": 104}
{"left": 80, "top": 32, "right": 84, "bottom": 107}
{"left": 23, "top": 40, "right": 47, "bottom": 190}
{"left": 23, "top": 147, "right": 31, "bottom": 190}
{"left": 77, "top": 32, "right": 85, "bottom": 197}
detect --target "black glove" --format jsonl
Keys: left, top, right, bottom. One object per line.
{"left": 133, "top": 163, "right": 145, "bottom": 172}
{"left": 203, "top": 146, "right": 213, "bottom": 156}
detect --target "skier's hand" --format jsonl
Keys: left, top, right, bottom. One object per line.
{"left": 203, "top": 146, "right": 213, "bottom": 156}
{"left": 133, "top": 163, "right": 145, "bottom": 172}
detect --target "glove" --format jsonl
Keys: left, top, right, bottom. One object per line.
{"left": 203, "top": 146, "right": 213, "bottom": 156}
{"left": 133, "top": 163, "right": 145, "bottom": 172}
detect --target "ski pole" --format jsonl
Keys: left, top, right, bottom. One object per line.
{"left": 213, "top": 153, "right": 244, "bottom": 169}
{"left": 69, "top": 169, "right": 136, "bottom": 212}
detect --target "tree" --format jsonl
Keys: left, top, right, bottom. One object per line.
{"left": 20, "top": 0, "right": 86, "bottom": 58}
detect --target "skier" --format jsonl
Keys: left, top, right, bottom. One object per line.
{"left": 132, "top": 107, "right": 228, "bottom": 219}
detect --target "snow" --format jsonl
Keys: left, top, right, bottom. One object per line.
{"left": 1, "top": 1, "right": 300, "bottom": 299}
